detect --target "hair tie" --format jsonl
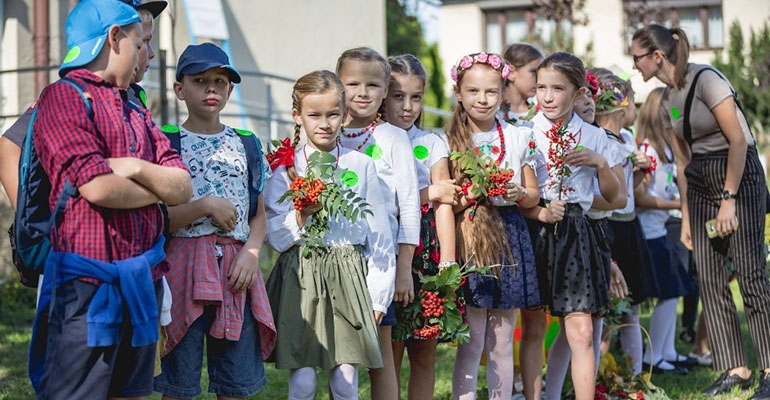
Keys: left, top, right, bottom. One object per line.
{"left": 669, "top": 28, "right": 679, "bottom": 40}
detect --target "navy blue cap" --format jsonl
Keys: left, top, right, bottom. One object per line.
{"left": 123, "top": 0, "right": 168, "bottom": 18}
{"left": 175, "top": 42, "right": 242, "bottom": 83}
{"left": 59, "top": 0, "right": 141, "bottom": 77}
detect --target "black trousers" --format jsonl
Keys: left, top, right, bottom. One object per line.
{"left": 685, "top": 146, "right": 770, "bottom": 370}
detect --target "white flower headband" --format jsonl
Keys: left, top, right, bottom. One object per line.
{"left": 450, "top": 52, "right": 511, "bottom": 82}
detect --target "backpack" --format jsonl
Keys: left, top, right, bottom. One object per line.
{"left": 160, "top": 125, "right": 266, "bottom": 220}
{"left": 11, "top": 78, "right": 91, "bottom": 287}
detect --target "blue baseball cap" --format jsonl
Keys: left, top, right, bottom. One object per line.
{"left": 175, "top": 42, "right": 242, "bottom": 84}
{"left": 59, "top": 0, "right": 141, "bottom": 77}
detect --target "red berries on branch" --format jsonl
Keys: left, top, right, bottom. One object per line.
{"left": 289, "top": 176, "right": 325, "bottom": 212}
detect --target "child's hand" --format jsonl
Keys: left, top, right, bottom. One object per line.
{"left": 107, "top": 157, "right": 143, "bottom": 179}
{"left": 565, "top": 147, "right": 604, "bottom": 168}
{"left": 502, "top": 183, "right": 527, "bottom": 202}
{"left": 429, "top": 179, "right": 462, "bottom": 205}
{"left": 202, "top": 196, "right": 238, "bottom": 231}
{"left": 545, "top": 200, "right": 566, "bottom": 223}
{"left": 630, "top": 150, "right": 652, "bottom": 171}
{"left": 374, "top": 311, "right": 385, "bottom": 324}
{"left": 394, "top": 266, "right": 414, "bottom": 307}
{"left": 228, "top": 245, "right": 260, "bottom": 292}
{"left": 609, "top": 260, "right": 628, "bottom": 299}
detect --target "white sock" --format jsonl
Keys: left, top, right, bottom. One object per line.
{"left": 329, "top": 364, "right": 358, "bottom": 400}
{"left": 545, "top": 326, "right": 571, "bottom": 400}
{"left": 620, "top": 306, "right": 642, "bottom": 374}
{"left": 289, "top": 367, "right": 317, "bottom": 400}
{"left": 645, "top": 298, "right": 677, "bottom": 365}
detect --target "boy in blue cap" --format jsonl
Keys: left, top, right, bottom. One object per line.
{"left": 152, "top": 42, "right": 275, "bottom": 399}
{"left": 29, "top": 0, "right": 192, "bottom": 398}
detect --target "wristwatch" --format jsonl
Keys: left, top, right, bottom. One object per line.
{"left": 721, "top": 190, "right": 738, "bottom": 200}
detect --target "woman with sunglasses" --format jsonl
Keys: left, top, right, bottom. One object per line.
{"left": 631, "top": 24, "right": 770, "bottom": 400}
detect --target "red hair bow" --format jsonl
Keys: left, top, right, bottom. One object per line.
{"left": 267, "top": 137, "right": 295, "bottom": 171}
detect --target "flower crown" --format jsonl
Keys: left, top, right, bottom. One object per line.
{"left": 595, "top": 78, "right": 629, "bottom": 114}
{"left": 584, "top": 71, "right": 599, "bottom": 100}
{"left": 450, "top": 52, "right": 511, "bottom": 82}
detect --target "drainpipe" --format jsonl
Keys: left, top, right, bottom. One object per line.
{"left": 33, "top": 0, "right": 49, "bottom": 96}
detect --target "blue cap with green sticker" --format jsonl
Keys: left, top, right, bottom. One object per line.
{"left": 59, "top": 0, "right": 140, "bottom": 77}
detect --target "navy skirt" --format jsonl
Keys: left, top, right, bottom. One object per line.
{"left": 608, "top": 218, "right": 657, "bottom": 305}
{"left": 646, "top": 236, "right": 693, "bottom": 300}
{"left": 465, "top": 206, "right": 539, "bottom": 309}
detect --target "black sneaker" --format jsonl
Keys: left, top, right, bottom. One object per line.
{"left": 750, "top": 371, "right": 770, "bottom": 400}
{"left": 702, "top": 371, "right": 753, "bottom": 395}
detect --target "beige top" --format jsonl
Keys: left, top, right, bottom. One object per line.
{"left": 661, "top": 64, "right": 754, "bottom": 154}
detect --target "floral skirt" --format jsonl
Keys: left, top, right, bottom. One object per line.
{"left": 393, "top": 207, "right": 468, "bottom": 342}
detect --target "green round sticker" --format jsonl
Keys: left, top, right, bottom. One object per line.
{"left": 365, "top": 144, "right": 383, "bottom": 160}
{"left": 575, "top": 145, "right": 585, "bottom": 149}
{"left": 413, "top": 145, "right": 429, "bottom": 160}
{"left": 139, "top": 90, "right": 147, "bottom": 107}
{"left": 62, "top": 46, "right": 81, "bottom": 64}
{"left": 671, "top": 107, "right": 680, "bottom": 119}
{"left": 341, "top": 171, "right": 359, "bottom": 187}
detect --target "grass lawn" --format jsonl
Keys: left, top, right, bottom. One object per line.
{"left": 0, "top": 277, "right": 761, "bottom": 399}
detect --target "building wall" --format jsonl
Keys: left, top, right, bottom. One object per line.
{"left": 438, "top": 0, "right": 770, "bottom": 101}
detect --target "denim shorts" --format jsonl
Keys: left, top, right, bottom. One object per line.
{"left": 381, "top": 302, "right": 397, "bottom": 326}
{"left": 153, "top": 302, "right": 266, "bottom": 398}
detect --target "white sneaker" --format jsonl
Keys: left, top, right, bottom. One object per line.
{"left": 688, "top": 351, "right": 713, "bottom": 366}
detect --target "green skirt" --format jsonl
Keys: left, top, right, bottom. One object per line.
{"left": 266, "top": 245, "right": 383, "bottom": 370}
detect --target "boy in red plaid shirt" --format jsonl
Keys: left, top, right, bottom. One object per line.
{"left": 29, "top": 0, "right": 192, "bottom": 398}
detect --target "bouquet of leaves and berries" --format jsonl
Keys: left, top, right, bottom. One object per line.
{"left": 450, "top": 149, "right": 515, "bottom": 220}
{"left": 393, "top": 261, "right": 491, "bottom": 343}
{"left": 544, "top": 118, "right": 578, "bottom": 199}
{"left": 278, "top": 151, "right": 372, "bottom": 257}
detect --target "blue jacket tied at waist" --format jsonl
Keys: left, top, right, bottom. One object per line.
{"left": 29, "top": 236, "right": 165, "bottom": 391}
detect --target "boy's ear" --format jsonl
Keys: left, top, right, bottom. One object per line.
{"left": 107, "top": 25, "right": 123, "bottom": 52}
{"left": 291, "top": 108, "right": 302, "bottom": 126}
{"left": 173, "top": 81, "right": 184, "bottom": 100}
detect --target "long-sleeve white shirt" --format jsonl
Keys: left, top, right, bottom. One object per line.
{"left": 338, "top": 122, "right": 420, "bottom": 248}
{"left": 264, "top": 145, "right": 396, "bottom": 312}
{"left": 532, "top": 112, "right": 621, "bottom": 213}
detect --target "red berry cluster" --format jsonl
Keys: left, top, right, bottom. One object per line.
{"left": 487, "top": 170, "right": 514, "bottom": 197}
{"left": 289, "top": 177, "right": 325, "bottom": 211}
{"left": 420, "top": 289, "right": 445, "bottom": 318}
{"left": 414, "top": 324, "right": 439, "bottom": 339}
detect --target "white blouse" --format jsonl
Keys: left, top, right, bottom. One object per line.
{"left": 531, "top": 112, "right": 622, "bottom": 212}
{"left": 338, "top": 122, "right": 420, "bottom": 248}
{"left": 471, "top": 119, "right": 538, "bottom": 207}
{"left": 637, "top": 142, "right": 678, "bottom": 240}
{"left": 264, "top": 145, "right": 396, "bottom": 312}
{"left": 406, "top": 125, "right": 450, "bottom": 190}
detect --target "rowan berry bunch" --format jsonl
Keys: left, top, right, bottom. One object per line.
{"left": 420, "top": 289, "right": 445, "bottom": 318}
{"left": 279, "top": 150, "right": 372, "bottom": 257}
{"left": 393, "top": 260, "right": 492, "bottom": 343}
{"left": 289, "top": 177, "right": 325, "bottom": 212}
{"left": 487, "top": 170, "right": 514, "bottom": 197}
{"left": 451, "top": 149, "right": 516, "bottom": 221}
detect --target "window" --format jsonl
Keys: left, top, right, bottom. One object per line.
{"left": 624, "top": 0, "right": 723, "bottom": 50}
{"left": 484, "top": 8, "right": 571, "bottom": 54}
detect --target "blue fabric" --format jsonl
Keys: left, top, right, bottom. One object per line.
{"left": 29, "top": 236, "right": 165, "bottom": 391}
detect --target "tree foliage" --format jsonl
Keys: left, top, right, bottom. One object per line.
{"left": 712, "top": 20, "right": 770, "bottom": 150}
{"left": 386, "top": 0, "right": 424, "bottom": 57}
{"left": 529, "top": 0, "right": 588, "bottom": 54}
{"left": 421, "top": 43, "right": 449, "bottom": 129}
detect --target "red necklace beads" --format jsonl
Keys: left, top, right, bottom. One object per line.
{"left": 339, "top": 114, "right": 382, "bottom": 152}
{"left": 474, "top": 120, "right": 506, "bottom": 165}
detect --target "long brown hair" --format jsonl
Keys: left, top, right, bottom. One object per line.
{"left": 289, "top": 70, "right": 346, "bottom": 179}
{"left": 445, "top": 54, "right": 511, "bottom": 268}
{"left": 632, "top": 24, "right": 690, "bottom": 89}
{"left": 635, "top": 87, "right": 672, "bottom": 163}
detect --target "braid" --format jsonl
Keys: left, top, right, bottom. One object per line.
{"left": 286, "top": 124, "right": 301, "bottom": 180}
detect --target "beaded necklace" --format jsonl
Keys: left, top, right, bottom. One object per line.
{"left": 339, "top": 114, "right": 382, "bottom": 152}
{"left": 474, "top": 120, "right": 506, "bottom": 165}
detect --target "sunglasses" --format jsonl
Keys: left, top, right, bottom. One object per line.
{"left": 632, "top": 52, "right": 653, "bottom": 64}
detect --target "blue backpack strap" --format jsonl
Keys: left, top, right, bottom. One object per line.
{"left": 161, "top": 124, "right": 182, "bottom": 153}
{"left": 59, "top": 77, "right": 94, "bottom": 120}
{"left": 233, "top": 128, "right": 265, "bottom": 220}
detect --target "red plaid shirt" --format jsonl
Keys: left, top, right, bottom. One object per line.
{"left": 163, "top": 236, "right": 276, "bottom": 359}
{"left": 33, "top": 69, "right": 187, "bottom": 278}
